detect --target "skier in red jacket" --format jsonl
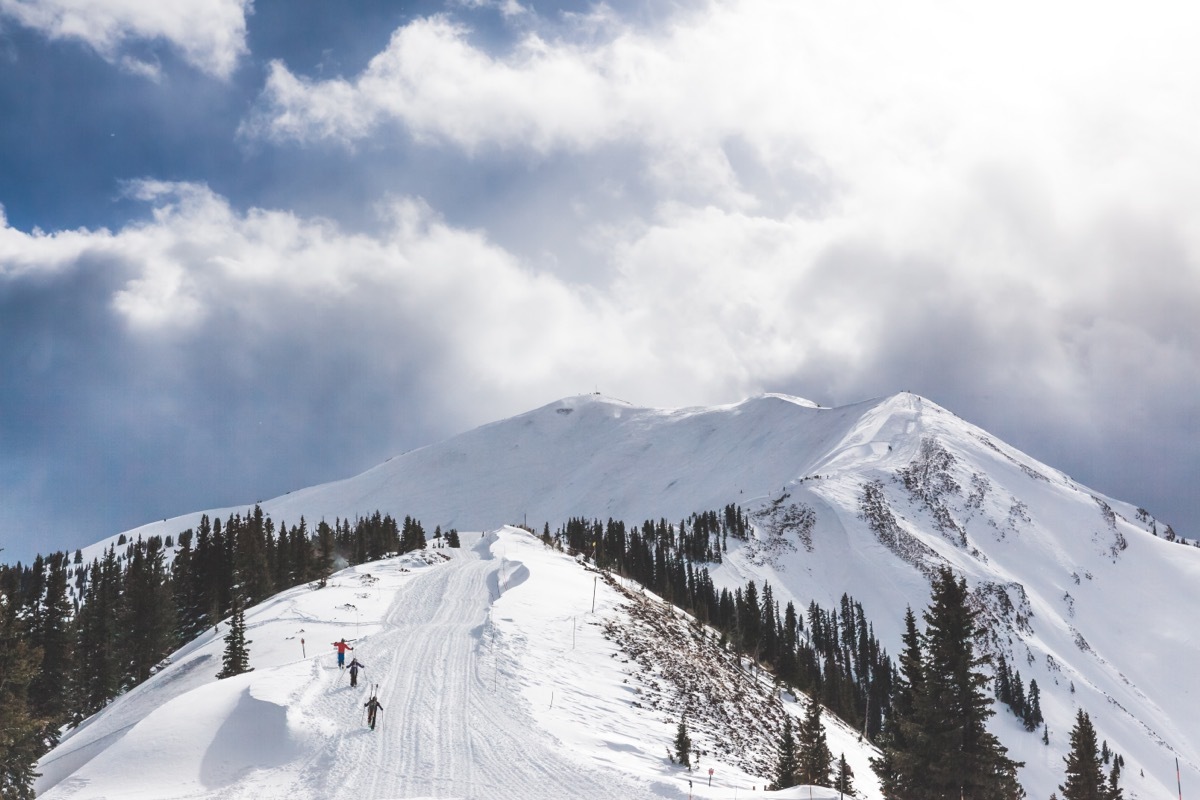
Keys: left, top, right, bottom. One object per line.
{"left": 332, "top": 638, "right": 353, "bottom": 668}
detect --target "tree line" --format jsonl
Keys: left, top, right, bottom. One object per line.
{"left": 3, "top": 502, "right": 1128, "bottom": 800}
{"left": 549, "top": 511, "right": 894, "bottom": 739}
{"left": 0, "top": 506, "right": 439, "bottom": 798}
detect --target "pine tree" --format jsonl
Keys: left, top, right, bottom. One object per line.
{"left": 874, "top": 572, "right": 1023, "bottom": 800}
{"left": 834, "top": 752, "right": 857, "bottom": 796}
{"left": 0, "top": 590, "right": 43, "bottom": 799}
{"left": 772, "top": 716, "right": 800, "bottom": 789}
{"left": 216, "top": 595, "right": 253, "bottom": 679}
{"left": 872, "top": 607, "right": 922, "bottom": 799}
{"left": 28, "top": 552, "right": 74, "bottom": 737}
{"left": 673, "top": 716, "right": 692, "bottom": 767}
{"left": 71, "top": 551, "right": 124, "bottom": 719}
{"left": 1060, "top": 709, "right": 1105, "bottom": 800}
{"left": 1105, "top": 757, "right": 1123, "bottom": 800}
{"left": 1011, "top": 669, "right": 1027, "bottom": 721}
{"left": 995, "top": 658, "right": 1012, "bottom": 706}
{"left": 123, "top": 538, "right": 176, "bottom": 684}
{"left": 797, "top": 693, "right": 833, "bottom": 787}
{"left": 918, "top": 568, "right": 1023, "bottom": 800}
{"left": 1025, "top": 679, "right": 1043, "bottom": 732}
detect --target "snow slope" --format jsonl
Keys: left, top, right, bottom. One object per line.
{"left": 38, "top": 529, "right": 852, "bottom": 799}
{"left": 49, "top": 392, "right": 1200, "bottom": 798}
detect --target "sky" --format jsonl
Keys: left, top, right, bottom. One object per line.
{"left": 1, "top": 0, "right": 1198, "bottom": 565}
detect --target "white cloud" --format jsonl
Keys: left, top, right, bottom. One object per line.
{"left": 241, "top": 1, "right": 1200, "bottom": 311}
{"left": 0, "top": 0, "right": 250, "bottom": 78}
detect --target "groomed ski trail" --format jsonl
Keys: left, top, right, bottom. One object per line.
{"left": 297, "top": 540, "right": 658, "bottom": 800}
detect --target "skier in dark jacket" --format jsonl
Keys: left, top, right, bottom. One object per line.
{"left": 347, "top": 657, "right": 365, "bottom": 687}
{"left": 364, "top": 693, "right": 383, "bottom": 730}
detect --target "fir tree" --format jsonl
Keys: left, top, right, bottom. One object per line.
{"left": 71, "top": 550, "right": 124, "bottom": 719}
{"left": 0, "top": 590, "right": 43, "bottom": 799}
{"left": 797, "top": 693, "right": 833, "bottom": 787}
{"left": 123, "top": 537, "right": 176, "bottom": 684}
{"left": 918, "top": 568, "right": 1023, "bottom": 800}
{"left": 28, "top": 552, "right": 74, "bottom": 737}
{"left": 1025, "top": 679, "right": 1043, "bottom": 732}
{"left": 872, "top": 607, "right": 922, "bottom": 799}
{"left": 834, "top": 752, "right": 857, "bottom": 796}
{"left": 216, "top": 595, "right": 253, "bottom": 679}
{"left": 673, "top": 716, "right": 692, "bottom": 767}
{"left": 1105, "top": 757, "right": 1123, "bottom": 800}
{"left": 873, "top": 571, "right": 1023, "bottom": 800}
{"left": 771, "top": 716, "right": 800, "bottom": 789}
{"left": 1060, "top": 709, "right": 1106, "bottom": 800}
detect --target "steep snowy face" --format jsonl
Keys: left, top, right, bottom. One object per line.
{"left": 719, "top": 391, "right": 1200, "bottom": 799}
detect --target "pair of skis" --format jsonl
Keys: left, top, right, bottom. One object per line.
{"left": 362, "top": 683, "right": 383, "bottom": 730}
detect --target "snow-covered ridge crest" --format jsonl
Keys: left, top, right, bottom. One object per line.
{"left": 52, "top": 391, "right": 1200, "bottom": 799}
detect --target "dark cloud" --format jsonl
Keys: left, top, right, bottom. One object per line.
{"left": 2, "top": 0, "right": 1198, "bottom": 567}
{"left": 0, "top": 249, "right": 453, "bottom": 564}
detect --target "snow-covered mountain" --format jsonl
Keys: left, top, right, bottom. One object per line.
{"left": 40, "top": 392, "right": 1200, "bottom": 799}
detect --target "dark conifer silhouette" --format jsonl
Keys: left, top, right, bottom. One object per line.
{"left": 216, "top": 595, "right": 253, "bottom": 679}
{"left": 1059, "top": 709, "right": 1107, "bottom": 800}
{"left": 771, "top": 716, "right": 800, "bottom": 789}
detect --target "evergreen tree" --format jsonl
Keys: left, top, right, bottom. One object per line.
{"left": 447, "top": 529, "right": 461, "bottom": 548}
{"left": 673, "top": 716, "right": 692, "bottom": 767}
{"left": 216, "top": 595, "right": 253, "bottom": 679}
{"left": 873, "top": 607, "right": 922, "bottom": 799}
{"left": 238, "top": 506, "right": 274, "bottom": 603}
{"left": 1060, "top": 709, "right": 1106, "bottom": 800}
{"left": 71, "top": 550, "right": 124, "bottom": 719}
{"left": 1025, "top": 679, "right": 1043, "bottom": 732}
{"left": 1011, "top": 669, "right": 1027, "bottom": 721}
{"left": 771, "top": 716, "right": 800, "bottom": 789}
{"left": 28, "top": 552, "right": 74, "bottom": 737}
{"left": 918, "top": 568, "right": 1023, "bottom": 800}
{"left": 797, "top": 693, "right": 833, "bottom": 787}
{"left": 123, "top": 538, "right": 176, "bottom": 684}
{"left": 873, "top": 572, "right": 1023, "bottom": 800}
{"left": 400, "top": 516, "right": 427, "bottom": 554}
{"left": 834, "top": 752, "right": 857, "bottom": 796}
{"left": 0, "top": 590, "right": 43, "bottom": 799}
{"left": 994, "top": 658, "right": 1012, "bottom": 707}
{"left": 1105, "top": 758, "right": 1123, "bottom": 800}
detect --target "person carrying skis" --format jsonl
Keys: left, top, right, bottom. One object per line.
{"left": 347, "top": 657, "right": 365, "bottom": 687}
{"left": 364, "top": 692, "right": 383, "bottom": 730}
{"left": 332, "top": 638, "right": 353, "bottom": 668}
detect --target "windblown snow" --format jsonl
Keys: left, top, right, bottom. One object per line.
{"left": 37, "top": 392, "right": 1200, "bottom": 799}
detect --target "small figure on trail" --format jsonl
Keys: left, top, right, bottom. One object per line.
{"left": 332, "top": 638, "right": 353, "bottom": 668}
{"left": 364, "top": 693, "right": 383, "bottom": 730}
{"left": 348, "top": 657, "right": 365, "bottom": 687}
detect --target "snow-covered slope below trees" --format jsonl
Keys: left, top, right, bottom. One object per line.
{"left": 53, "top": 392, "right": 1200, "bottom": 798}
{"left": 37, "top": 529, "right": 866, "bottom": 799}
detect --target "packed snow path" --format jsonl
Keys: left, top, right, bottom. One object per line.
{"left": 38, "top": 536, "right": 663, "bottom": 800}
{"left": 306, "top": 544, "right": 650, "bottom": 799}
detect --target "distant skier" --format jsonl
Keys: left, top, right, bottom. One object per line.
{"left": 364, "top": 692, "right": 383, "bottom": 730}
{"left": 332, "top": 638, "right": 353, "bottom": 668}
{"left": 347, "top": 657, "right": 365, "bottom": 687}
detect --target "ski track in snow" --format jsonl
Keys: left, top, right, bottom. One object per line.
{"left": 284, "top": 547, "right": 657, "bottom": 800}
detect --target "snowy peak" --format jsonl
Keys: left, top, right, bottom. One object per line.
{"left": 48, "top": 391, "right": 1200, "bottom": 800}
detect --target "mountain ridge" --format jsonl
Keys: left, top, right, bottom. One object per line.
{"left": 51, "top": 391, "right": 1200, "bottom": 799}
